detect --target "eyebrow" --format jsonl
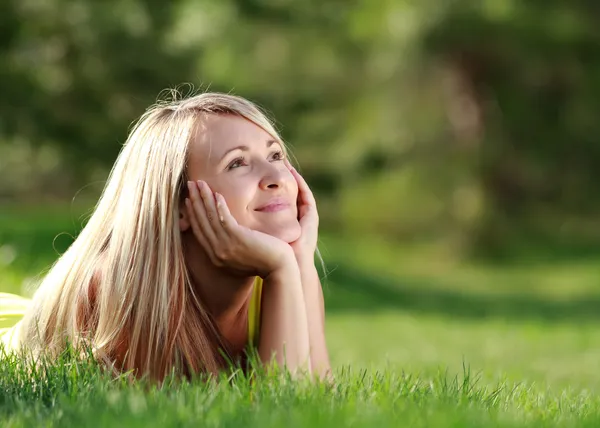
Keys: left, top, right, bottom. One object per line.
{"left": 219, "top": 139, "right": 280, "bottom": 162}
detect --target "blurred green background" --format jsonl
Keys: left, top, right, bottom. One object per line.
{"left": 2, "top": 0, "right": 600, "bottom": 391}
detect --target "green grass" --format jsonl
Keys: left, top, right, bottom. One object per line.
{"left": 2, "top": 204, "right": 600, "bottom": 426}
{"left": 1, "top": 347, "right": 600, "bottom": 427}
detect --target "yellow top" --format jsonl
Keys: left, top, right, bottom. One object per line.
{"left": 248, "top": 276, "right": 263, "bottom": 346}
{"left": 0, "top": 278, "right": 263, "bottom": 352}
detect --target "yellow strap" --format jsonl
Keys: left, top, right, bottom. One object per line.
{"left": 247, "top": 277, "right": 263, "bottom": 346}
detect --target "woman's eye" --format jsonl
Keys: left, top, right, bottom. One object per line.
{"left": 227, "top": 157, "right": 245, "bottom": 170}
{"left": 271, "top": 151, "right": 284, "bottom": 161}
{"left": 227, "top": 151, "right": 284, "bottom": 170}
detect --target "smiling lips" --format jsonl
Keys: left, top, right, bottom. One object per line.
{"left": 255, "top": 197, "right": 291, "bottom": 213}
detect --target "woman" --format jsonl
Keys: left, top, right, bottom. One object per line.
{"left": 0, "top": 92, "right": 330, "bottom": 381}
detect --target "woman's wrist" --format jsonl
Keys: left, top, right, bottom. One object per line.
{"left": 294, "top": 250, "right": 316, "bottom": 268}
{"left": 296, "top": 254, "right": 319, "bottom": 280}
{"left": 262, "top": 246, "right": 296, "bottom": 278}
{"left": 266, "top": 252, "right": 302, "bottom": 282}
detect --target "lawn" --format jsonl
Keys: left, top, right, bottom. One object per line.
{"left": 2, "top": 204, "right": 600, "bottom": 427}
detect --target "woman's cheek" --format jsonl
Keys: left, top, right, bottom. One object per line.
{"left": 225, "top": 199, "right": 245, "bottom": 225}
{"left": 223, "top": 192, "right": 252, "bottom": 226}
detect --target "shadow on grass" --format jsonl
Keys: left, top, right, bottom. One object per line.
{"left": 323, "top": 261, "right": 600, "bottom": 322}
{"left": 468, "top": 230, "right": 600, "bottom": 267}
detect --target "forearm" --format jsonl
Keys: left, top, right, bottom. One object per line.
{"left": 297, "top": 257, "right": 331, "bottom": 378}
{"left": 259, "top": 261, "right": 311, "bottom": 374}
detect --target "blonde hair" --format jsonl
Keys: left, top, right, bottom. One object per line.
{"left": 20, "top": 91, "right": 288, "bottom": 381}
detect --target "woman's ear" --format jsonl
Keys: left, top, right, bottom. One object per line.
{"left": 179, "top": 203, "right": 191, "bottom": 232}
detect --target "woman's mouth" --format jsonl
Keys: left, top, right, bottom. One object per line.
{"left": 255, "top": 198, "right": 291, "bottom": 213}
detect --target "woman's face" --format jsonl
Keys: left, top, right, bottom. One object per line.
{"left": 184, "top": 114, "right": 301, "bottom": 243}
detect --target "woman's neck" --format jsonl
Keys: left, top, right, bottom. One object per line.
{"left": 183, "top": 237, "right": 256, "bottom": 338}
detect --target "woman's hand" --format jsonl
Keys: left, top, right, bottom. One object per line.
{"left": 285, "top": 161, "right": 319, "bottom": 263}
{"left": 186, "top": 180, "right": 295, "bottom": 278}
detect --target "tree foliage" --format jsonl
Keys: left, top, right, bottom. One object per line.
{"left": 1, "top": 0, "right": 598, "bottom": 254}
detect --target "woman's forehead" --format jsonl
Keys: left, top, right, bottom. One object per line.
{"left": 188, "top": 114, "right": 281, "bottom": 168}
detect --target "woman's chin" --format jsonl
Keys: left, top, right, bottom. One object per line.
{"left": 264, "top": 223, "right": 302, "bottom": 244}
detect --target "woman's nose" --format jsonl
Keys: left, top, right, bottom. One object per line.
{"left": 258, "top": 164, "right": 286, "bottom": 190}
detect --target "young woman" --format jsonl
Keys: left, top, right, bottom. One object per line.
{"left": 0, "top": 92, "right": 330, "bottom": 381}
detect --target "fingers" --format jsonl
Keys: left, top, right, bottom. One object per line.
{"left": 197, "top": 180, "right": 220, "bottom": 228}
{"left": 187, "top": 179, "right": 240, "bottom": 242}
{"left": 290, "top": 167, "right": 317, "bottom": 208}
{"left": 185, "top": 197, "right": 211, "bottom": 253}
{"left": 214, "top": 192, "right": 238, "bottom": 232}
{"left": 187, "top": 181, "right": 219, "bottom": 247}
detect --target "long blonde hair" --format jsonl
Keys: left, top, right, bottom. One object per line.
{"left": 20, "top": 91, "right": 287, "bottom": 380}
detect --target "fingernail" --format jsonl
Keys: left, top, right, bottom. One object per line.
{"left": 187, "top": 181, "right": 193, "bottom": 192}
{"left": 196, "top": 180, "right": 203, "bottom": 189}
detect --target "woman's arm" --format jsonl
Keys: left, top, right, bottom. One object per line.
{"left": 297, "top": 257, "right": 331, "bottom": 378}
{"left": 283, "top": 162, "right": 331, "bottom": 379}
{"left": 259, "top": 258, "right": 312, "bottom": 374}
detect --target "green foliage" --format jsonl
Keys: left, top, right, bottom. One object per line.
{"left": 423, "top": 0, "right": 600, "bottom": 254}
{"left": 2, "top": 0, "right": 600, "bottom": 255}
{"left": 0, "top": 0, "right": 193, "bottom": 170}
